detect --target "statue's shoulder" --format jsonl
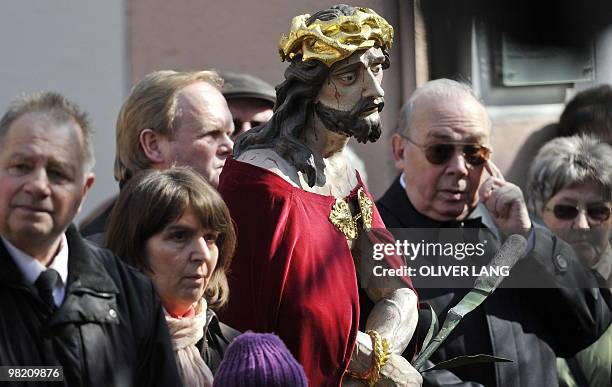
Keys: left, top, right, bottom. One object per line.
{"left": 236, "top": 149, "right": 300, "bottom": 187}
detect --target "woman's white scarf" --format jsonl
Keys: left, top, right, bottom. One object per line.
{"left": 165, "top": 299, "right": 214, "bottom": 387}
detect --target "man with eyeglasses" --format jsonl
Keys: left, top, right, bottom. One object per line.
{"left": 375, "top": 79, "right": 611, "bottom": 387}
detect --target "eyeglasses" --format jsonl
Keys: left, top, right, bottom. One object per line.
{"left": 543, "top": 203, "right": 611, "bottom": 223}
{"left": 402, "top": 136, "right": 491, "bottom": 166}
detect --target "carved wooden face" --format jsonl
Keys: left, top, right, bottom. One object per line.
{"left": 314, "top": 47, "right": 386, "bottom": 143}
{"left": 317, "top": 46, "right": 385, "bottom": 117}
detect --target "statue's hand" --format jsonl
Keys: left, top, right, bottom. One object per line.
{"left": 344, "top": 331, "right": 422, "bottom": 386}
{"left": 377, "top": 353, "right": 423, "bottom": 387}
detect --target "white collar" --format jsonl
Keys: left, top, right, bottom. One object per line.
{"left": 399, "top": 172, "right": 498, "bottom": 237}
{"left": 2, "top": 234, "right": 69, "bottom": 287}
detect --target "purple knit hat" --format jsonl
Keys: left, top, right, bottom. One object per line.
{"left": 213, "top": 332, "right": 308, "bottom": 387}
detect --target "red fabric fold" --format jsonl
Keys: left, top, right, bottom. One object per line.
{"left": 218, "top": 157, "right": 413, "bottom": 386}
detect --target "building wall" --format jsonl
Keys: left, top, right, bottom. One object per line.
{"left": 0, "top": 0, "right": 126, "bottom": 223}
{"left": 485, "top": 26, "right": 612, "bottom": 188}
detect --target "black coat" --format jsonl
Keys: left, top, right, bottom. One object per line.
{"left": 375, "top": 177, "right": 611, "bottom": 387}
{"left": 199, "top": 309, "right": 240, "bottom": 375}
{"left": 79, "top": 196, "right": 116, "bottom": 241}
{"left": 0, "top": 225, "right": 182, "bottom": 387}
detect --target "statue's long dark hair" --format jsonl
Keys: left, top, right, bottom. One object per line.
{"left": 234, "top": 58, "right": 328, "bottom": 186}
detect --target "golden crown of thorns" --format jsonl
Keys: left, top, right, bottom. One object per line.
{"left": 279, "top": 7, "right": 393, "bottom": 67}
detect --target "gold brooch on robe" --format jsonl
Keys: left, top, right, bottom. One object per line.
{"left": 329, "top": 187, "right": 373, "bottom": 240}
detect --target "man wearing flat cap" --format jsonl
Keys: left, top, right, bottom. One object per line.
{"left": 221, "top": 71, "right": 275, "bottom": 139}
{"left": 218, "top": 4, "right": 421, "bottom": 386}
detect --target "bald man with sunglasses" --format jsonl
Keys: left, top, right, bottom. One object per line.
{"left": 375, "top": 79, "right": 611, "bottom": 387}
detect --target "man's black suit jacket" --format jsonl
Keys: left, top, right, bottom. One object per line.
{"left": 373, "top": 177, "right": 611, "bottom": 387}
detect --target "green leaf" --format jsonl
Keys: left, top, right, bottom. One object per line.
{"left": 422, "top": 354, "right": 513, "bottom": 373}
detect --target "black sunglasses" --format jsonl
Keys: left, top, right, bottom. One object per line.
{"left": 544, "top": 204, "right": 611, "bottom": 223}
{"left": 402, "top": 136, "right": 491, "bottom": 166}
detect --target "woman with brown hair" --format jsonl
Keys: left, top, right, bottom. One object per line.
{"left": 106, "top": 166, "right": 238, "bottom": 387}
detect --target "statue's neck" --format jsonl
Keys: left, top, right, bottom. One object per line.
{"left": 297, "top": 119, "right": 357, "bottom": 196}
{"left": 302, "top": 117, "right": 349, "bottom": 160}
{"left": 237, "top": 117, "right": 359, "bottom": 197}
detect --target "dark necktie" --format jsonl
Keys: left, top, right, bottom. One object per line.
{"left": 35, "top": 269, "right": 60, "bottom": 311}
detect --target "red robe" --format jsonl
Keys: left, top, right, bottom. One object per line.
{"left": 218, "top": 157, "right": 411, "bottom": 386}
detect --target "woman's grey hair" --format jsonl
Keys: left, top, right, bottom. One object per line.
{"left": 396, "top": 78, "right": 485, "bottom": 136}
{"left": 527, "top": 134, "right": 612, "bottom": 214}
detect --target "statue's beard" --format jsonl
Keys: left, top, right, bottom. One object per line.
{"left": 314, "top": 97, "right": 384, "bottom": 144}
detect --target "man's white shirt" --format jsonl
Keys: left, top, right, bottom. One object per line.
{"left": 2, "top": 234, "right": 68, "bottom": 307}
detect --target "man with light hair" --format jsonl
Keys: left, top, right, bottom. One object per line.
{"left": 376, "top": 78, "right": 611, "bottom": 386}
{"left": 81, "top": 69, "right": 234, "bottom": 238}
{"left": 0, "top": 92, "right": 181, "bottom": 386}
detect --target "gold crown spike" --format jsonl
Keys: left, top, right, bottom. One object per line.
{"left": 279, "top": 7, "right": 394, "bottom": 67}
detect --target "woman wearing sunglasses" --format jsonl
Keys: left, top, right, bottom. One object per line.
{"left": 105, "top": 167, "right": 238, "bottom": 387}
{"left": 527, "top": 134, "right": 611, "bottom": 387}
